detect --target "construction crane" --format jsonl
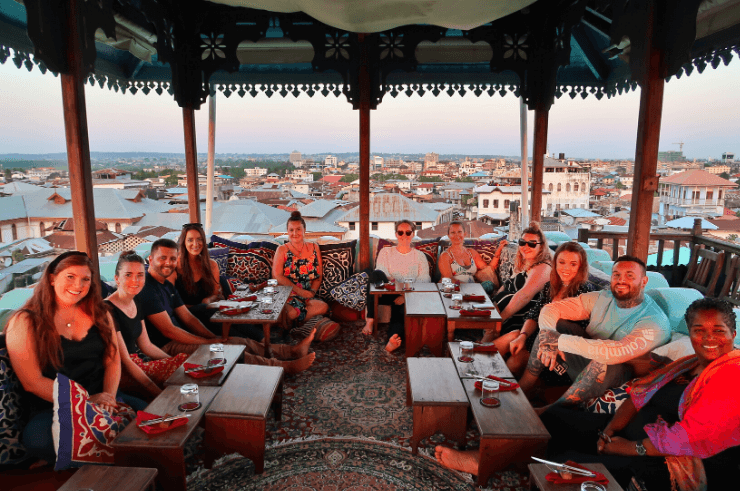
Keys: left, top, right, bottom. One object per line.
{"left": 673, "top": 140, "right": 685, "bottom": 153}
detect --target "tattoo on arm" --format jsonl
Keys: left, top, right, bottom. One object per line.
{"left": 556, "top": 361, "right": 607, "bottom": 406}
{"left": 526, "top": 331, "right": 547, "bottom": 376}
{"left": 539, "top": 329, "right": 561, "bottom": 354}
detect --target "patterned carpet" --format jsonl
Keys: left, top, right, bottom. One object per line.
{"left": 186, "top": 323, "right": 529, "bottom": 490}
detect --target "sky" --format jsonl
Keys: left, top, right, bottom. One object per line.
{"left": 1, "top": 58, "right": 739, "bottom": 160}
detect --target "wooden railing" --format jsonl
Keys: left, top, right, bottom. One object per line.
{"left": 577, "top": 226, "right": 740, "bottom": 286}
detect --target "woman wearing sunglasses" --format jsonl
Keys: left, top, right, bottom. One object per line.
{"left": 482, "top": 222, "right": 551, "bottom": 343}
{"left": 375, "top": 220, "right": 431, "bottom": 352}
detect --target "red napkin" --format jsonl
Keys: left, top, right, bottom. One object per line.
{"left": 474, "top": 375, "right": 520, "bottom": 392}
{"left": 248, "top": 281, "right": 267, "bottom": 293}
{"left": 136, "top": 411, "right": 189, "bottom": 435}
{"left": 219, "top": 305, "right": 251, "bottom": 316}
{"left": 462, "top": 294, "right": 486, "bottom": 302}
{"left": 473, "top": 344, "right": 498, "bottom": 353}
{"left": 459, "top": 309, "right": 491, "bottom": 317}
{"left": 382, "top": 283, "right": 397, "bottom": 291}
{"left": 545, "top": 461, "right": 609, "bottom": 485}
{"left": 228, "top": 294, "right": 257, "bottom": 302}
{"left": 184, "top": 362, "right": 225, "bottom": 378}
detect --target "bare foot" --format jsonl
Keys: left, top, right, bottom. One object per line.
{"left": 481, "top": 330, "right": 497, "bottom": 343}
{"left": 361, "top": 318, "right": 374, "bottom": 336}
{"left": 434, "top": 446, "right": 480, "bottom": 475}
{"left": 385, "top": 334, "right": 402, "bottom": 353}
{"left": 291, "top": 328, "right": 316, "bottom": 358}
{"left": 282, "top": 352, "right": 316, "bottom": 374}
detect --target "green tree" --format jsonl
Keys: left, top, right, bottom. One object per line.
{"left": 419, "top": 176, "right": 443, "bottom": 182}
{"left": 4, "top": 168, "right": 12, "bottom": 179}
{"left": 340, "top": 174, "right": 359, "bottom": 182}
{"left": 728, "top": 234, "right": 739, "bottom": 242}
{"left": 164, "top": 175, "right": 179, "bottom": 187}
{"left": 11, "top": 250, "right": 25, "bottom": 264}
{"left": 615, "top": 181, "right": 625, "bottom": 189}
{"left": 454, "top": 176, "right": 474, "bottom": 182}
{"left": 720, "top": 172, "right": 731, "bottom": 180}
{"left": 312, "top": 172, "right": 323, "bottom": 181}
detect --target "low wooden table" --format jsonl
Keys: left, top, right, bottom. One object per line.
{"left": 369, "top": 282, "right": 440, "bottom": 336}
{"left": 57, "top": 465, "right": 158, "bottom": 491}
{"left": 112, "top": 385, "right": 220, "bottom": 491}
{"left": 406, "top": 357, "right": 469, "bottom": 455}
{"left": 205, "top": 365, "right": 284, "bottom": 473}
{"left": 405, "top": 291, "right": 447, "bottom": 357}
{"left": 210, "top": 286, "right": 291, "bottom": 358}
{"left": 448, "top": 341, "right": 514, "bottom": 380}
{"left": 439, "top": 283, "right": 502, "bottom": 341}
{"left": 463, "top": 377, "right": 550, "bottom": 486}
{"left": 164, "top": 343, "right": 246, "bottom": 386}
{"left": 528, "top": 463, "right": 624, "bottom": 491}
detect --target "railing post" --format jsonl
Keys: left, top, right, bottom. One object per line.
{"left": 656, "top": 239, "right": 664, "bottom": 274}
{"left": 577, "top": 228, "right": 588, "bottom": 243}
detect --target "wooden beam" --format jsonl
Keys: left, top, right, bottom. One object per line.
{"left": 571, "top": 24, "right": 610, "bottom": 81}
{"left": 531, "top": 103, "right": 548, "bottom": 223}
{"left": 183, "top": 104, "right": 201, "bottom": 224}
{"left": 628, "top": 0, "right": 664, "bottom": 262}
{"left": 205, "top": 91, "right": 216, "bottom": 238}
{"left": 358, "top": 34, "right": 371, "bottom": 271}
{"left": 61, "top": 0, "right": 98, "bottom": 273}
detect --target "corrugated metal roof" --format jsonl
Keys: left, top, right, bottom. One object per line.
{"left": 0, "top": 196, "right": 30, "bottom": 221}
{"left": 561, "top": 208, "right": 601, "bottom": 218}
{"left": 336, "top": 193, "right": 440, "bottom": 222}
{"left": 210, "top": 200, "right": 291, "bottom": 234}
{"left": 299, "top": 199, "right": 342, "bottom": 218}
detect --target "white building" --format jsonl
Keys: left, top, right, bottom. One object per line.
{"left": 289, "top": 151, "right": 302, "bottom": 163}
{"left": 324, "top": 155, "right": 338, "bottom": 167}
{"left": 245, "top": 167, "right": 267, "bottom": 177}
{"left": 287, "top": 169, "right": 314, "bottom": 181}
{"left": 475, "top": 185, "right": 523, "bottom": 221}
{"left": 336, "top": 193, "right": 443, "bottom": 240}
{"left": 373, "top": 156, "right": 384, "bottom": 170}
{"left": 659, "top": 169, "right": 736, "bottom": 218}
{"left": 541, "top": 157, "right": 591, "bottom": 215}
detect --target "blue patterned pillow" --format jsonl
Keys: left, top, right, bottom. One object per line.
{"left": 208, "top": 247, "right": 229, "bottom": 274}
{"left": 0, "top": 335, "right": 27, "bottom": 466}
{"left": 585, "top": 379, "right": 637, "bottom": 414}
{"left": 318, "top": 240, "right": 357, "bottom": 300}
{"left": 328, "top": 272, "right": 369, "bottom": 311}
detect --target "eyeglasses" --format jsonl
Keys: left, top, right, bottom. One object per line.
{"left": 182, "top": 223, "right": 203, "bottom": 229}
{"left": 397, "top": 230, "right": 413, "bottom": 237}
{"left": 518, "top": 239, "right": 542, "bottom": 248}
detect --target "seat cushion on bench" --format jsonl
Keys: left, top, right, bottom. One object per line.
{"left": 328, "top": 272, "right": 368, "bottom": 311}
{"left": 318, "top": 240, "right": 357, "bottom": 299}
{"left": 0, "top": 334, "right": 27, "bottom": 466}
{"left": 646, "top": 287, "right": 704, "bottom": 335}
{"left": 208, "top": 247, "right": 229, "bottom": 273}
{"left": 211, "top": 236, "right": 278, "bottom": 285}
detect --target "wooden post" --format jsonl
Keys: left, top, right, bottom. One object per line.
{"left": 519, "top": 97, "right": 529, "bottom": 227}
{"left": 531, "top": 102, "right": 549, "bottom": 222}
{"left": 61, "top": 0, "right": 98, "bottom": 273}
{"left": 358, "top": 34, "right": 371, "bottom": 271}
{"left": 627, "top": 0, "right": 663, "bottom": 261}
{"left": 183, "top": 104, "right": 201, "bottom": 224}
{"left": 205, "top": 91, "right": 216, "bottom": 238}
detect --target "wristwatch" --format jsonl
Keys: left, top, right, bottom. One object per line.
{"left": 635, "top": 440, "right": 647, "bottom": 456}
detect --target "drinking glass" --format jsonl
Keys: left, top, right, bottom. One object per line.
{"left": 260, "top": 295, "right": 274, "bottom": 314}
{"left": 179, "top": 383, "right": 200, "bottom": 412}
{"left": 459, "top": 341, "right": 474, "bottom": 363}
{"left": 264, "top": 286, "right": 275, "bottom": 296}
{"left": 451, "top": 294, "right": 463, "bottom": 309}
{"left": 267, "top": 279, "right": 278, "bottom": 288}
{"left": 480, "top": 380, "right": 500, "bottom": 407}
{"left": 404, "top": 277, "right": 414, "bottom": 291}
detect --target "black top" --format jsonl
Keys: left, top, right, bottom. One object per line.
{"left": 27, "top": 324, "right": 107, "bottom": 414}
{"left": 106, "top": 298, "right": 143, "bottom": 354}
{"left": 174, "top": 276, "right": 209, "bottom": 306}
{"left": 136, "top": 272, "right": 184, "bottom": 348}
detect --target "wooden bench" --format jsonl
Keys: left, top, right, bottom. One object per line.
{"left": 204, "top": 364, "right": 284, "bottom": 473}
{"left": 404, "top": 291, "right": 447, "bottom": 357}
{"left": 57, "top": 465, "right": 158, "bottom": 491}
{"left": 111, "top": 385, "right": 220, "bottom": 491}
{"left": 406, "top": 357, "right": 469, "bottom": 455}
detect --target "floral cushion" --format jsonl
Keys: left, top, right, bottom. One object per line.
{"left": 52, "top": 374, "right": 135, "bottom": 470}
{"left": 585, "top": 378, "right": 637, "bottom": 414}
{"left": 318, "top": 240, "right": 357, "bottom": 300}
{"left": 211, "top": 236, "right": 278, "bottom": 285}
{"left": 0, "top": 337, "right": 27, "bottom": 466}
{"left": 328, "top": 272, "right": 369, "bottom": 311}
{"left": 208, "top": 247, "right": 229, "bottom": 274}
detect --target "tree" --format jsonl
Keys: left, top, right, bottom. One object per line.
{"left": 312, "top": 172, "right": 323, "bottom": 181}
{"left": 615, "top": 181, "right": 625, "bottom": 189}
{"left": 164, "top": 175, "right": 179, "bottom": 187}
{"left": 340, "top": 174, "right": 359, "bottom": 182}
{"left": 728, "top": 234, "right": 739, "bottom": 242}
{"left": 11, "top": 250, "right": 25, "bottom": 264}
{"left": 720, "top": 172, "right": 731, "bottom": 180}
{"left": 4, "top": 168, "right": 12, "bottom": 179}
{"left": 454, "top": 176, "right": 474, "bottom": 182}
{"left": 419, "top": 176, "right": 443, "bottom": 182}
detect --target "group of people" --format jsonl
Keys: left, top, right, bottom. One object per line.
{"left": 5, "top": 214, "right": 738, "bottom": 488}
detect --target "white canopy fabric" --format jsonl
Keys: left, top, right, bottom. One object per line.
{"left": 209, "top": 0, "right": 538, "bottom": 32}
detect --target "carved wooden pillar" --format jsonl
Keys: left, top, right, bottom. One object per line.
{"left": 358, "top": 34, "right": 371, "bottom": 271}
{"left": 531, "top": 102, "right": 549, "bottom": 223}
{"left": 61, "top": 0, "right": 98, "bottom": 272}
{"left": 627, "top": 0, "right": 664, "bottom": 261}
{"left": 183, "top": 104, "right": 201, "bottom": 224}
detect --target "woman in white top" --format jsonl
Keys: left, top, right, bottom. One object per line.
{"left": 439, "top": 221, "right": 506, "bottom": 283}
{"left": 375, "top": 220, "right": 430, "bottom": 352}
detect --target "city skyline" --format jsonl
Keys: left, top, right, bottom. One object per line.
{"left": 1, "top": 59, "right": 739, "bottom": 160}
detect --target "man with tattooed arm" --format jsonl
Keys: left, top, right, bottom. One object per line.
{"left": 520, "top": 255, "right": 671, "bottom": 410}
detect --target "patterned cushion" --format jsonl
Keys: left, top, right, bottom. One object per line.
{"left": 318, "top": 240, "right": 357, "bottom": 299}
{"left": 328, "top": 272, "right": 369, "bottom": 311}
{"left": 329, "top": 301, "right": 367, "bottom": 323}
{"left": 210, "top": 235, "right": 251, "bottom": 253}
{"left": 212, "top": 239, "right": 278, "bottom": 285}
{"left": 208, "top": 247, "right": 229, "bottom": 274}
{"left": 0, "top": 337, "right": 27, "bottom": 466}
{"left": 52, "top": 374, "right": 136, "bottom": 470}
{"left": 497, "top": 243, "right": 518, "bottom": 285}
{"left": 463, "top": 238, "right": 505, "bottom": 264}
{"left": 223, "top": 276, "right": 247, "bottom": 295}
{"left": 585, "top": 379, "right": 637, "bottom": 414}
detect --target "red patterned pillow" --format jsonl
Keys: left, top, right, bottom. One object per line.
{"left": 227, "top": 248, "right": 275, "bottom": 284}
{"left": 317, "top": 240, "right": 357, "bottom": 299}
{"left": 464, "top": 238, "right": 505, "bottom": 264}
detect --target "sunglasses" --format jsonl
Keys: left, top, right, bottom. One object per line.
{"left": 518, "top": 239, "right": 542, "bottom": 248}
{"left": 182, "top": 223, "right": 203, "bottom": 229}
{"left": 396, "top": 230, "right": 413, "bottom": 237}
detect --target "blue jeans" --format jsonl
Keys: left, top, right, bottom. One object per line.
{"left": 21, "top": 391, "right": 147, "bottom": 463}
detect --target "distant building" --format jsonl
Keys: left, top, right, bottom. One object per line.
{"left": 722, "top": 152, "right": 735, "bottom": 163}
{"left": 245, "top": 167, "right": 268, "bottom": 177}
{"left": 540, "top": 157, "right": 591, "bottom": 215}
{"left": 659, "top": 169, "right": 736, "bottom": 218}
{"left": 373, "top": 156, "right": 384, "bottom": 170}
{"left": 290, "top": 151, "right": 302, "bottom": 163}
{"left": 425, "top": 152, "right": 439, "bottom": 164}
{"left": 705, "top": 165, "right": 730, "bottom": 175}
{"left": 658, "top": 150, "right": 685, "bottom": 162}
{"left": 336, "top": 193, "right": 443, "bottom": 240}
{"left": 324, "top": 155, "right": 337, "bottom": 167}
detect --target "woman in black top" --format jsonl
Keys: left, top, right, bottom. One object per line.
{"left": 106, "top": 251, "right": 187, "bottom": 397}
{"left": 6, "top": 251, "right": 145, "bottom": 464}
{"left": 174, "top": 223, "right": 222, "bottom": 306}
